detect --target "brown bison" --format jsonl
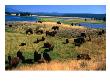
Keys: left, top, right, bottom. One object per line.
{"left": 37, "top": 21, "right": 42, "bottom": 23}
{"left": 57, "top": 21, "right": 61, "bottom": 24}
{"left": 74, "top": 37, "right": 85, "bottom": 46}
{"left": 43, "top": 52, "right": 51, "bottom": 63}
{"left": 71, "top": 23, "right": 74, "bottom": 26}
{"left": 34, "top": 51, "right": 42, "bottom": 63}
{"left": 80, "top": 33, "right": 86, "bottom": 38}
{"left": 98, "top": 30, "right": 105, "bottom": 36}
{"left": 26, "top": 28, "right": 33, "bottom": 34}
{"left": 46, "top": 31, "right": 57, "bottom": 37}
{"left": 5, "top": 56, "right": 19, "bottom": 70}
{"left": 35, "top": 29, "right": 43, "bottom": 34}
{"left": 52, "top": 26, "right": 59, "bottom": 30}
{"left": 77, "top": 54, "right": 91, "bottom": 60}
{"left": 19, "top": 43, "right": 26, "bottom": 46}
{"left": 33, "top": 37, "right": 45, "bottom": 43}
{"left": 17, "top": 50, "right": 33, "bottom": 64}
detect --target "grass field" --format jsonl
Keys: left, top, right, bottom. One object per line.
{"left": 5, "top": 21, "right": 106, "bottom": 70}
{"left": 39, "top": 17, "right": 105, "bottom": 24}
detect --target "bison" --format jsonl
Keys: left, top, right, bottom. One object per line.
{"left": 63, "top": 39, "right": 69, "bottom": 44}
{"left": 80, "top": 33, "right": 86, "bottom": 38}
{"left": 37, "top": 21, "right": 42, "bottom": 23}
{"left": 19, "top": 43, "right": 26, "bottom": 46}
{"left": 77, "top": 54, "right": 91, "bottom": 60}
{"left": 43, "top": 42, "right": 52, "bottom": 48}
{"left": 98, "top": 30, "right": 105, "bottom": 36}
{"left": 74, "top": 37, "right": 85, "bottom": 46}
{"left": 35, "top": 29, "right": 43, "bottom": 34}
{"left": 33, "top": 37, "right": 45, "bottom": 43}
{"left": 43, "top": 52, "right": 51, "bottom": 63}
{"left": 57, "top": 21, "right": 61, "bottom": 24}
{"left": 71, "top": 23, "right": 74, "bottom": 26}
{"left": 26, "top": 28, "right": 33, "bottom": 35}
{"left": 52, "top": 26, "right": 59, "bottom": 30}
{"left": 17, "top": 50, "right": 25, "bottom": 62}
{"left": 8, "top": 56, "right": 19, "bottom": 68}
{"left": 46, "top": 31, "right": 57, "bottom": 37}
{"left": 34, "top": 51, "right": 42, "bottom": 63}
{"left": 9, "top": 24, "right": 12, "bottom": 27}
{"left": 17, "top": 51, "right": 33, "bottom": 64}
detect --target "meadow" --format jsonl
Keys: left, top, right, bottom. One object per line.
{"left": 5, "top": 18, "right": 106, "bottom": 70}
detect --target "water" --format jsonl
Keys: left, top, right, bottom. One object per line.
{"left": 79, "top": 23, "right": 106, "bottom": 28}
{"left": 5, "top": 15, "right": 38, "bottom": 21}
{"left": 5, "top": 15, "right": 106, "bottom": 28}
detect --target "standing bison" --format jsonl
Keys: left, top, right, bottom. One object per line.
{"left": 77, "top": 54, "right": 91, "bottom": 60}
{"left": 52, "top": 26, "right": 59, "bottom": 30}
{"left": 74, "top": 37, "right": 85, "bottom": 46}
{"left": 34, "top": 51, "right": 41, "bottom": 63}
{"left": 46, "top": 31, "right": 57, "bottom": 37}
{"left": 26, "top": 28, "right": 33, "bottom": 35}
{"left": 80, "top": 33, "right": 86, "bottom": 38}
{"left": 43, "top": 52, "right": 51, "bottom": 63}
{"left": 35, "top": 29, "right": 43, "bottom": 34}
{"left": 57, "top": 21, "right": 61, "bottom": 24}
{"left": 36, "top": 21, "right": 42, "bottom": 23}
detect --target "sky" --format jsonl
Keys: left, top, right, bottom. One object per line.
{"left": 5, "top": 5, "right": 106, "bottom": 14}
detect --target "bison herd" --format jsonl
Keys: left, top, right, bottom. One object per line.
{"left": 6, "top": 49, "right": 52, "bottom": 70}
{"left": 5, "top": 21, "right": 106, "bottom": 70}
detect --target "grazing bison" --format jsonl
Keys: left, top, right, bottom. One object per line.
{"left": 43, "top": 42, "right": 52, "bottom": 48}
{"left": 98, "top": 30, "right": 105, "bottom": 36}
{"left": 77, "top": 54, "right": 91, "bottom": 60}
{"left": 5, "top": 56, "right": 19, "bottom": 70}
{"left": 74, "top": 37, "right": 85, "bottom": 46}
{"left": 46, "top": 31, "right": 57, "bottom": 37}
{"left": 65, "top": 39, "right": 69, "bottom": 43}
{"left": 26, "top": 28, "right": 33, "bottom": 34}
{"left": 80, "top": 33, "right": 86, "bottom": 38}
{"left": 34, "top": 51, "right": 41, "bottom": 63}
{"left": 17, "top": 50, "right": 25, "bottom": 62}
{"left": 17, "top": 51, "right": 33, "bottom": 64}
{"left": 33, "top": 37, "right": 45, "bottom": 43}
{"left": 19, "top": 43, "right": 26, "bottom": 46}
{"left": 33, "top": 38, "right": 40, "bottom": 43}
{"left": 40, "top": 36, "right": 45, "bottom": 41}
{"left": 35, "top": 29, "right": 43, "bottom": 34}
{"left": 43, "top": 42, "right": 54, "bottom": 51}
{"left": 9, "top": 24, "right": 12, "bottom": 27}
{"left": 71, "top": 23, "right": 74, "bottom": 26}
{"left": 36, "top": 21, "right": 42, "bottom": 23}
{"left": 43, "top": 52, "right": 51, "bottom": 63}
{"left": 63, "top": 39, "right": 69, "bottom": 44}
{"left": 57, "top": 21, "right": 61, "bottom": 24}
{"left": 102, "top": 30, "right": 105, "bottom": 34}
{"left": 52, "top": 26, "right": 59, "bottom": 30}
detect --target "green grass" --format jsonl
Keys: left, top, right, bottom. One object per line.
{"left": 5, "top": 21, "right": 106, "bottom": 70}
{"left": 5, "top": 32, "right": 78, "bottom": 62}
{"left": 39, "top": 17, "right": 105, "bottom": 24}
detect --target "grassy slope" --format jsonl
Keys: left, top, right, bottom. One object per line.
{"left": 5, "top": 22, "right": 106, "bottom": 70}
